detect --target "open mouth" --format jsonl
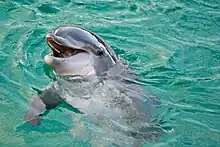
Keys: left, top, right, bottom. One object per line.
{"left": 46, "top": 34, "right": 87, "bottom": 58}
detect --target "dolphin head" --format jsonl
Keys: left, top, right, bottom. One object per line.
{"left": 44, "top": 26, "right": 118, "bottom": 76}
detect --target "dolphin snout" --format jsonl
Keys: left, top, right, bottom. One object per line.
{"left": 44, "top": 55, "right": 54, "bottom": 67}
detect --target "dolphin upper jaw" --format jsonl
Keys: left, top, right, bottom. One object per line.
{"left": 44, "top": 26, "right": 118, "bottom": 76}
{"left": 46, "top": 33, "right": 89, "bottom": 56}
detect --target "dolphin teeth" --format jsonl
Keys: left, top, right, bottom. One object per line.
{"left": 72, "top": 50, "right": 78, "bottom": 55}
{"left": 48, "top": 42, "right": 61, "bottom": 53}
{"left": 52, "top": 47, "right": 61, "bottom": 53}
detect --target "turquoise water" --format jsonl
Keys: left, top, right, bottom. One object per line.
{"left": 0, "top": 0, "right": 220, "bottom": 146}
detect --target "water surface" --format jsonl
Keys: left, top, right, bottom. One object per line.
{"left": 0, "top": 0, "right": 220, "bottom": 146}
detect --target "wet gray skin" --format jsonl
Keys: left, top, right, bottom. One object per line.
{"left": 44, "top": 26, "right": 117, "bottom": 76}
{"left": 25, "top": 26, "right": 164, "bottom": 146}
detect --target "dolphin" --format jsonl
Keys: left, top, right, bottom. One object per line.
{"left": 25, "top": 26, "right": 164, "bottom": 146}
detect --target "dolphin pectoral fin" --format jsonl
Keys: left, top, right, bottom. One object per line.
{"left": 25, "top": 95, "right": 47, "bottom": 126}
{"left": 25, "top": 86, "right": 63, "bottom": 126}
{"left": 25, "top": 110, "right": 43, "bottom": 126}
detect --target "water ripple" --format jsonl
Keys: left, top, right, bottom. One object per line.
{"left": 0, "top": 0, "right": 220, "bottom": 146}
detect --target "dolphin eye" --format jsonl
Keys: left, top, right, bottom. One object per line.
{"left": 97, "top": 50, "right": 104, "bottom": 56}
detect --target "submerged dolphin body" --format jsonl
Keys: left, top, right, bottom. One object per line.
{"left": 25, "top": 26, "right": 163, "bottom": 146}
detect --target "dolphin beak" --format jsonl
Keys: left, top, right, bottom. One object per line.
{"left": 46, "top": 33, "right": 88, "bottom": 58}
{"left": 44, "top": 55, "right": 53, "bottom": 65}
{"left": 46, "top": 33, "right": 57, "bottom": 43}
{"left": 46, "top": 34, "right": 61, "bottom": 54}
